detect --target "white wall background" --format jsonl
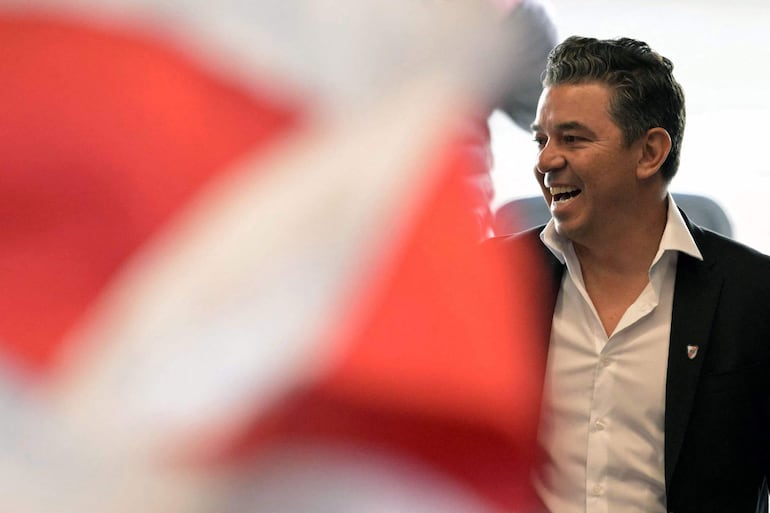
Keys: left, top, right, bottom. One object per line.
{"left": 490, "top": 0, "right": 770, "bottom": 255}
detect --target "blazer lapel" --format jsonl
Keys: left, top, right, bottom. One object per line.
{"left": 539, "top": 232, "right": 565, "bottom": 337}
{"left": 520, "top": 226, "right": 564, "bottom": 345}
{"left": 664, "top": 228, "right": 724, "bottom": 490}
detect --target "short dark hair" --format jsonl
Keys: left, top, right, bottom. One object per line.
{"left": 543, "top": 36, "right": 685, "bottom": 182}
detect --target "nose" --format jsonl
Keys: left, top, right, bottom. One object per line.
{"left": 536, "top": 141, "right": 565, "bottom": 175}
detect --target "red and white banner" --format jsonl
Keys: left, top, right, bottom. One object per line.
{"left": 0, "top": 2, "right": 550, "bottom": 511}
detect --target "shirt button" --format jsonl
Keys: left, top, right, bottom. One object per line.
{"left": 592, "top": 484, "right": 603, "bottom": 496}
{"left": 594, "top": 419, "right": 606, "bottom": 431}
{"left": 599, "top": 356, "right": 611, "bottom": 367}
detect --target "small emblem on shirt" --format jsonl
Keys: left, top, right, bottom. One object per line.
{"left": 686, "top": 345, "right": 699, "bottom": 360}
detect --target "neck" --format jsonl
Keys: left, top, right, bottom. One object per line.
{"left": 571, "top": 194, "right": 669, "bottom": 336}
{"left": 574, "top": 195, "right": 668, "bottom": 277}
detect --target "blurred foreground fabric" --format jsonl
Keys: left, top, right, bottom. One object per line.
{"left": 0, "top": 2, "right": 549, "bottom": 512}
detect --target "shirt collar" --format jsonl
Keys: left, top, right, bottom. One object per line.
{"left": 657, "top": 193, "right": 703, "bottom": 262}
{"left": 539, "top": 193, "right": 703, "bottom": 266}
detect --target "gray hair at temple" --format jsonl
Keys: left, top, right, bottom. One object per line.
{"left": 543, "top": 36, "right": 686, "bottom": 182}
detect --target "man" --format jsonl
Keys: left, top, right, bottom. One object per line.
{"left": 490, "top": 36, "right": 770, "bottom": 512}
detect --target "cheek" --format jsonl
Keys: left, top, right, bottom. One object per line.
{"left": 601, "top": 160, "right": 639, "bottom": 192}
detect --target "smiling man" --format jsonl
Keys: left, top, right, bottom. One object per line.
{"left": 489, "top": 36, "right": 770, "bottom": 513}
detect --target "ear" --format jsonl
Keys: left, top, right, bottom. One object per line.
{"left": 636, "top": 127, "right": 672, "bottom": 180}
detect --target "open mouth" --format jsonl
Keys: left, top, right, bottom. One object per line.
{"left": 550, "top": 186, "right": 582, "bottom": 203}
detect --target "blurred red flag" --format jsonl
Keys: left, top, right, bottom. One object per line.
{"left": 0, "top": 4, "right": 549, "bottom": 512}
{"left": 219, "top": 139, "right": 550, "bottom": 512}
{"left": 0, "top": 13, "right": 303, "bottom": 374}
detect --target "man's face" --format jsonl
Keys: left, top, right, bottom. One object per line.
{"left": 531, "top": 82, "right": 644, "bottom": 246}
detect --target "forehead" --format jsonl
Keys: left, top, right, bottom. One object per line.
{"left": 533, "top": 82, "right": 618, "bottom": 133}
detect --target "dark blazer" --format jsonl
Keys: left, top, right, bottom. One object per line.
{"left": 488, "top": 215, "right": 770, "bottom": 513}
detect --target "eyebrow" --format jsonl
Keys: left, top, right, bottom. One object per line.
{"left": 530, "top": 121, "right": 597, "bottom": 138}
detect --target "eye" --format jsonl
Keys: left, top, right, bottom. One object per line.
{"left": 563, "top": 134, "right": 583, "bottom": 144}
{"left": 533, "top": 135, "right": 547, "bottom": 149}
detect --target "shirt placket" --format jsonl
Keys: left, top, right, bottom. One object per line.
{"left": 585, "top": 315, "right": 612, "bottom": 513}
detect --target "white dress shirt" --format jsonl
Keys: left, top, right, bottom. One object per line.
{"left": 533, "top": 195, "right": 703, "bottom": 513}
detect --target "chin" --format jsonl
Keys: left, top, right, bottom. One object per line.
{"left": 552, "top": 218, "right": 567, "bottom": 236}
{"left": 553, "top": 218, "right": 582, "bottom": 242}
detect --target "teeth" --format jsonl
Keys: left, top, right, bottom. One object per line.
{"left": 549, "top": 186, "right": 578, "bottom": 195}
{"left": 549, "top": 185, "right": 581, "bottom": 204}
